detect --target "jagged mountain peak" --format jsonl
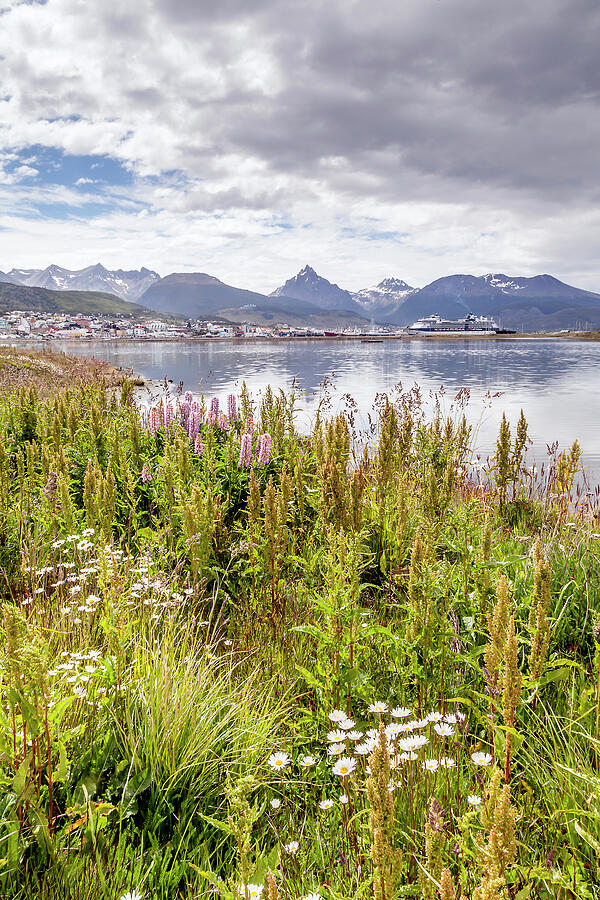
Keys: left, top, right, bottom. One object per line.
{"left": 0, "top": 263, "right": 160, "bottom": 301}
{"left": 270, "top": 266, "right": 358, "bottom": 311}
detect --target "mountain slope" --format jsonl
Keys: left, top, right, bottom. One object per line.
{"left": 141, "top": 272, "right": 370, "bottom": 327}
{"left": 0, "top": 283, "right": 149, "bottom": 316}
{"left": 374, "top": 273, "right": 600, "bottom": 327}
{"left": 1, "top": 264, "right": 159, "bottom": 301}
{"left": 271, "top": 265, "right": 361, "bottom": 312}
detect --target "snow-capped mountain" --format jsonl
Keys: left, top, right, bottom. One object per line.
{"left": 270, "top": 265, "right": 360, "bottom": 311}
{"left": 352, "top": 277, "right": 416, "bottom": 310}
{"left": 0, "top": 264, "right": 160, "bottom": 301}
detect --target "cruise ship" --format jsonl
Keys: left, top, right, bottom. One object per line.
{"left": 407, "top": 313, "right": 500, "bottom": 335}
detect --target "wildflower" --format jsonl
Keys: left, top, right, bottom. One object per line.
{"left": 237, "top": 885, "right": 263, "bottom": 900}
{"left": 339, "top": 793, "right": 349, "bottom": 804}
{"left": 355, "top": 742, "right": 372, "bottom": 755}
{"left": 391, "top": 706, "right": 411, "bottom": 718}
{"left": 327, "top": 743, "right": 345, "bottom": 756}
{"left": 267, "top": 752, "right": 290, "bottom": 771}
{"left": 327, "top": 729, "right": 347, "bottom": 743}
{"left": 428, "top": 711, "right": 444, "bottom": 722}
{"left": 434, "top": 723, "right": 455, "bottom": 738}
{"left": 347, "top": 730, "right": 364, "bottom": 741}
{"left": 303, "top": 893, "right": 321, "bottom": 900}
{"left": 52, "top": 539, "right": 66, "bottom": 549}
{"left": 270, "top": 798, "right": 281, "bottom": 809}
{"left": 467, "top": 794, "right": 482, "bottom": 806}
{"left": 422, "top": 758, "right": 439, "bottom": 773}
{"left": 398, "top": 735, "right": 429, "bottom": 753}
{"left": 238, "top": 433, "right": 253, "bottom": 468}
{"left": 120, "top": 892, "right": 143, "bottom": 900}
{"left": 283, "top": 841, "right": 299, "bottom": 854}
{"left": 440, "top": 757, "right": 456, "bottom": 769}
{"left": 194, "top": 433, "right": 204, "bottom": 455}
{"left": 299, "top": 755, "right": 317, "bottom": 767}
{"left": 140, "top": 464, "right": 153, "bottom": 483}
{"left": 471, "top": 751, "right": 493, "bottom": 766}
{"left": 339, "top": 718, "right": 356, "bottom": 730}
{"left": 256, "top": 433, "right": 272, "bottom": 465}
{"left": 385, "top": 722, "right": 405, "bottom": 738}
{"left": 328, "top": 709, "right": 347, "bottom": 722}
{"left": 319, "top": 799, "right": 334, "bottom": 810}
{"left": 332, "top": 757, "right": 357, "bottom": 777}
{"left": 368, "top": 701, "right": 388, "bottom": 714}
{"left": 227, "top": 393, "right": 238, "bottom": 421}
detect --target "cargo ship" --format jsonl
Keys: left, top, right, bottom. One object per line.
{"left": 407, "top": 313, "right": 500, "bottom": 335}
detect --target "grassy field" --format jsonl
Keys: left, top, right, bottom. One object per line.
{"left": 0, "top": 359, "right": 598, "bottom": 900}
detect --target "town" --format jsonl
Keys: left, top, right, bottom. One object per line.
{"left": 0, "top": 310, "right": 400, "bottom": 341}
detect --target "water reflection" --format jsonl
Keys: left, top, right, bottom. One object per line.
{"left": 46, "top": 338, "right": 600, "bottom": 478}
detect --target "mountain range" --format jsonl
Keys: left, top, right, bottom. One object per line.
{"left": 1, "top": 262, "right": 600, "bottom": 330}
{"left": 0, "top": 264, "right": 159, "bottom": 301}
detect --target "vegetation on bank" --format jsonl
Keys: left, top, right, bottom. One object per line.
{"left": 0, "top": 283, "right": 150, "bottom": 317}
{"left": 0, "top": 363, "right": 598, "bottom": 900}
{"left": 0, "top": 348, "right": 126, "bottom": 397}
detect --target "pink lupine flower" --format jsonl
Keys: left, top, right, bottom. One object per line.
{"left": 218, "top": 411, "right": 229, "bottom": 431}
{"left": 207, "top": 396, "right": 220, "bottom": 425}
{"left": 256, "top": 433, "right": 272, "bottom": 465}
{"left": 244, "top": 418, "right": 255, "bottom": 437}
{"left": 189, "top": 402, "right": 201, "bottom": 441}
{"left": 194, "top": 433, "right": 204, "bottom": 456}
{"left": 141, "top": 464, "right": 153, "bottom": 483}
{"left": 227, "top": 393, "right": 238, "bottom": 422}
{"left": 238, "top": 433, "right": 253, "bottom": 468}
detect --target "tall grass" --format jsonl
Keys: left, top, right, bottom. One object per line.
{"left": 0, "top": 370, "right": 599, "bottom": 898}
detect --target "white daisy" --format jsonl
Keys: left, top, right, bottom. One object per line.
{"left": 398, "top": 735, "right": 429, "bottom": 753}
{"left": 368, "top": 701, "right": 388, "bottom": 714}
{"left": 238, "top": 885, "right": 263, "bottom": 900}
{"left": 299, "top": 755, "right": 317, "bottom": 767}
{"left": 319, "top": 799, "right": 334, "bottom": 810}
{"left": 327, "top": 743, "right": 345, "bottom": 756}
{"left": 270, "top": 798, "right": 281, "bottom": 809}
{"left": 422, "top": 758, "right": 439, "bottom": 773}
{"left": 391, "top": 706, "right": 412, "bottom": 718}
{"left": 326, "top": 729, "right": 347, "bottom": 743}
{"left": 339, "top": 718, "right": 356, "bottom": 730}
{"left": 468, "top": 794, "right": 482, "bottom": 806}
{"left": 440, "top": 757, "right": 456, "bottom": 768}
{"left": 267, "top": 751, "right": 290, "bottom": 771}
{"left": 347, "top": 730, "right": 364, "bottom": 741}
{"left": 284, "top": 841, "right": 299, "bottom": 854}
{"left": 328, "top": 709, "right": 347, "bottom": 722}
{"left": 434, "top": 723, "right": 455, "bottom": 738}
{"left": 332, "top": 757, "right": 357, "bottom": 777}
{"left": 471, "top": 752, "right": 493, "bottom": 766}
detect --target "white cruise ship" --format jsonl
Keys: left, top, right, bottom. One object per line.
{"left": 407, "top": 313, "right": 499, "bottom": 335}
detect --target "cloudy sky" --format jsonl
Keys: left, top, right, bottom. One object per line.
{"left": 1, "top": 0, "right": 599, "bottom": 292}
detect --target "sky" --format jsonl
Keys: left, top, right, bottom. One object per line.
{"left": 0, "top": 0, "right": 599, "bottom": 293}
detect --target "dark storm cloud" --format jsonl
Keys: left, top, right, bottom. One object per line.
{"left": 148, "top": 0, "right": 600, "bottom": 208}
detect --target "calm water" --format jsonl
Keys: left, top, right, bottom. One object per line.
{"left": 47, "top": 337, "right": 600, "bottom": 479}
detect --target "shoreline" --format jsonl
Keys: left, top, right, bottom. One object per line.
{"left": 7, "top": 331, "right": 565, "bottom": 346}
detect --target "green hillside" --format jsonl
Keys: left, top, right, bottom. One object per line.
{"left": 0, "top": 282, "right": 148, "bottom": 316}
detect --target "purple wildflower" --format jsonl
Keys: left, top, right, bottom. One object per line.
{"left": 227, "top": 393, "right": 238, "bottom": 422}
{"left": 238, "top": 433, "right": 253, "bottom": 468}
{"left": 194, "top": 433, "right": 204, "bottom": 456}
{"left": 207, "top": 396, "right": 220, "bottom": 426}
{"left": 141, "top": 464, "right": 153, "bottom": 483}
{"left": 256, "top": 433, "right": 272, "bottom": 466}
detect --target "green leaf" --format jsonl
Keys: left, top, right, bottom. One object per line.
{"left": 52, "top": 741, "right": 68, "bottom": 784}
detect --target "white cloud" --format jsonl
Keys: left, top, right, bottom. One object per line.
{"left": 0, "top": 0, "right": 598, "bottom": 291}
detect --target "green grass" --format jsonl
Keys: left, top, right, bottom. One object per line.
{"left": 0, "top": 371, "right": 599, "bottom": 899}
